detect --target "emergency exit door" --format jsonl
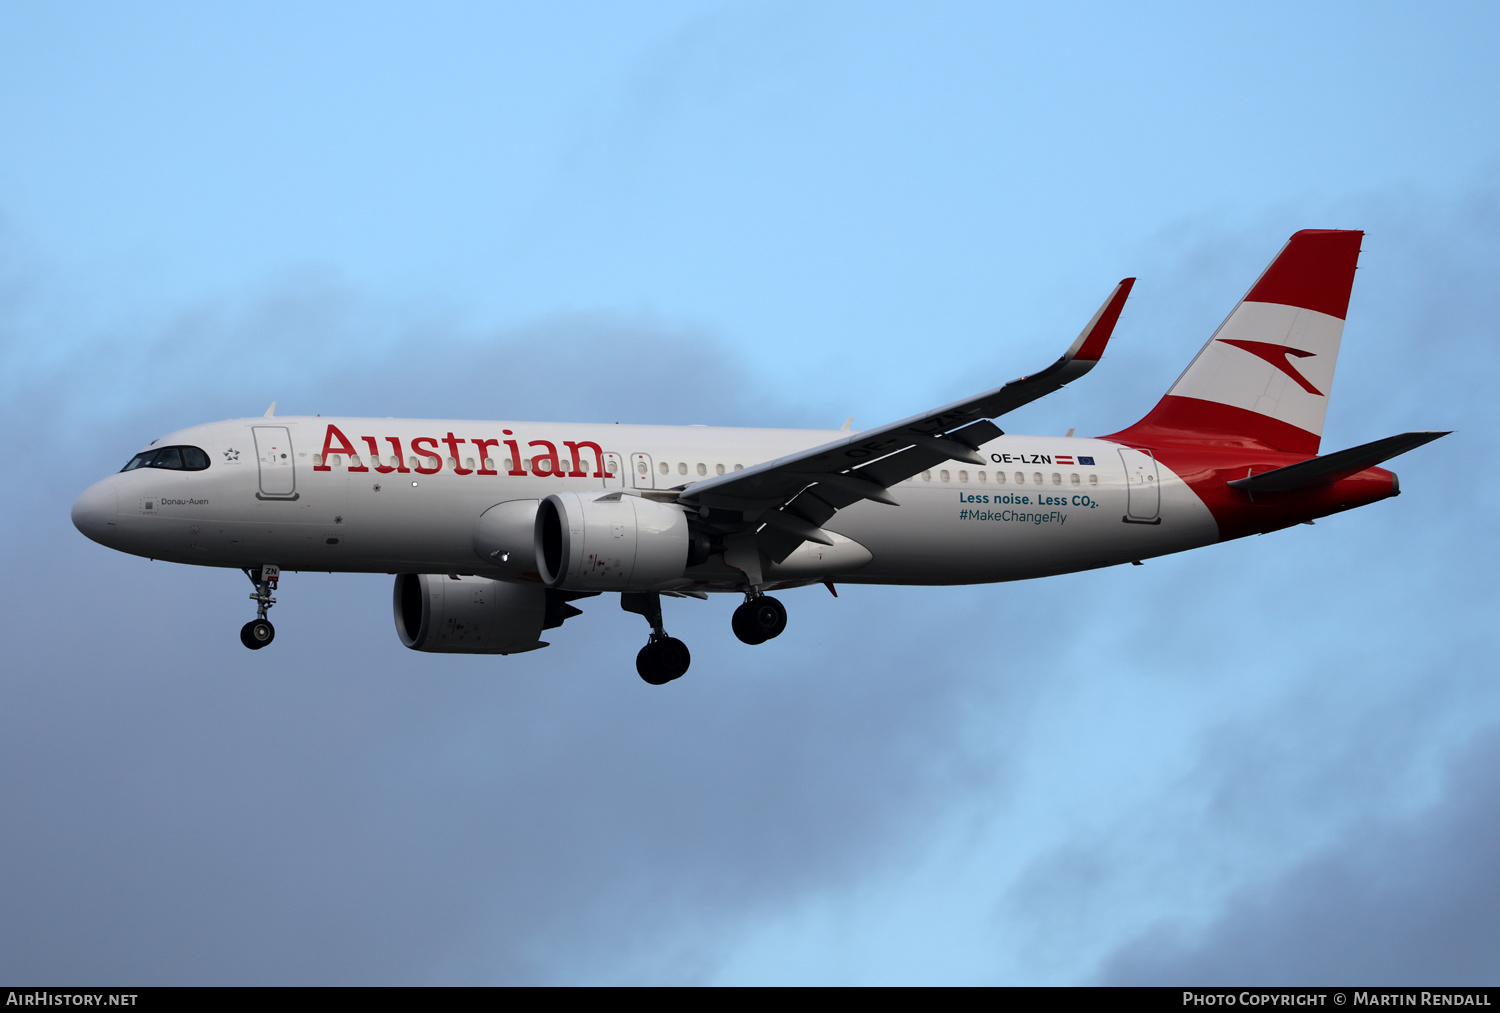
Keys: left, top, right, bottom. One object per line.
{"left": 630, "top": 453, "right": 654, "bottom": 489}
{"left": 602, "top": 452, "right": 625, "bottom": 489}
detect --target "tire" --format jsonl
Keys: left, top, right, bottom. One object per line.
{"left": 655, "top": 637, "right": 691, "bottom": 680}
{"left": 240, "top": 619, "right": 275, "bottom": 650}
{"left": 749, "top": 596, "right": 787, "bottom": 640}
{"left": 732, "top": 602, "right": 769, "bottom": 645}
{"left": 636, "top": 638, "right": 690, "bottom": 684}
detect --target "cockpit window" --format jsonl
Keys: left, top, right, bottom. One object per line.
{"left": 121, "top": 445, "right": 211, "bottom": 472}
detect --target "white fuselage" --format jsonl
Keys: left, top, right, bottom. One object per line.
{"left": 74, "top": 416, "right": 1219, "bottom": 591}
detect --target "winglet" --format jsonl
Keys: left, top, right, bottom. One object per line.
{"left": 264, "top": 401, "right": 277, "bottom": 418}
{"left": 1063, "top": 278, "right": 1135, "bottom": 364}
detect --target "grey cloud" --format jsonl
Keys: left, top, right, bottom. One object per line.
{"left": 0, "top": 524, "right": 1046, "bottom": 983}
{"left": 1099, "top": 723, "right": 1500, "bottom": 985}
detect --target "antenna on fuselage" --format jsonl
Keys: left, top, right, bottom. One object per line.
{"left": 264, "top": 401, "right": 277, "bottom": 418}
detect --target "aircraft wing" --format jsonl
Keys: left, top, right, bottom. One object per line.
{"left": 678, "top": 278, "right": 1135, "bottom": 562}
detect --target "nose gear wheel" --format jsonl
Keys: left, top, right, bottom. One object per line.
{"left": 240, "top": 619, "right": 275, "bottom": 650}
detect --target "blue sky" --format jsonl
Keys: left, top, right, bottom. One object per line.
{"left": 1, "top": 2, "right": 1497, "bottom": 984}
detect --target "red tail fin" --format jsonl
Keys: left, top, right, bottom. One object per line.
{"left": 1106, "top": 230, "right": 1363, "bottom": 453}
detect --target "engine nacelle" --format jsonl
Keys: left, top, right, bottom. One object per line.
{"left": 393, "top": 573, "right": 548, "bottom": 654}
{"left": 471, "top": 499, "right": 540, "bottom": 578}
{"left": 535, "top": 491, "right": 694, "bottom": 591}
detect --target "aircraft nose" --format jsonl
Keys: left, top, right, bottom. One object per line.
{"left": 71, "top": 480, "right": 119, "bottom": 545}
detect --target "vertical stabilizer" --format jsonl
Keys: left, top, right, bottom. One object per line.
{"left": 1108, "top": 229, "right": 1363, "bottom": 453}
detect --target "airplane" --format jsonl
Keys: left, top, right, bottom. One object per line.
{"left": 71, "top": 229, "right": 1447, "bottom": 685}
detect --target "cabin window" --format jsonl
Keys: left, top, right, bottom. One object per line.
{"left": 465, "top": 458, "right": 476, "bottom": 471}
{"left": 922, "top": 470, "right": 931, "bottom": 482}
{"left": 716, "top": 463, "right": 725, "bottom": 475}
{"left": 1070, "top": 473, "right": 1080, "bottom": 486}
{"left": 734, "top": 464, "right": 743, "bottom": 471}
{"left": 978, "top": 471, "right": 987, "bottom": 482}
{"left": 678, "top": 462, "right": 688, "bottom": 475}
{"left": 483, "top": 458, "right": 495, "bottom": 471}
{"left": 1015, "top": 472, "right": 1025, "bottom": 484}
{"left": 408, "top": 457, "right": 418, "bottom": 470}
{"left": 958, "top": 470, "right": 968, "bottom": 483}
{"left": 939, "top": 469, "right": 950, "bottom": 482}
{"left": 446, "top": 457, "right": 457, "bottom": 470}
{"left": 1033, "top": 472, "right": 1043, "bottom": 485}
{"left": 330, "top": 454, "right": 342, "bottom": 467}
{"left": 505, "top": 458, "right": 514, "bottom": 472}
{"left": 1051, "top": 473, "right": 1061, "bottom": 485}
{"left": 658, "top": 461, "right": 669, "bottom": 475}
{"left": 696, "top": 463, "right": 707, "bottom": 476}
{"left": 995, "top": 472, "right": 1006, "bottom": 484}
{"left": 1088, "top": 474, "right": 1098, "bottom": 486}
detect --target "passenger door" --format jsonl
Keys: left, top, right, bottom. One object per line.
{"left": 1119, "top": 447, "right": 1160, "bottom": 523}
{"left": 253, "top": 426, "right": 297, "bottom": 498}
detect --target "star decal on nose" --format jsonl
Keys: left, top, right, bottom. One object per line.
{"left": 1219, "top": 339, "right": 1325, "bottom": 396}
{"left": 224, "top": 448, "right": 240, "bottom": 461}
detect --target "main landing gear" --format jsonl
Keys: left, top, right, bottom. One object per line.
{"left": 622, "top": 592, "right": 691, "bottom": 686}
{"left": 240, "top": 564, "right": 280, "bottom": 650}
{"left": 732, "top": 592, "right": 787, "bottom": 645}
{"left": 619, "top": 589, "right": 788, "bottom": 685}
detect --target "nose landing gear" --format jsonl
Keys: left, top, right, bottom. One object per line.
{"left": 622, "top": 592, "right": 691, "bottom": 685}
{"left": 732, "top": 592, "right": 786, "bottom": 645}
{"left": 240, "top": 565, "right": 280, "bottom": 650}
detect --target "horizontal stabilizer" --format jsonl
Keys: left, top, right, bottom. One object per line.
{"left": 1227, "top": 431, "right": 1449, "bottom": 493}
